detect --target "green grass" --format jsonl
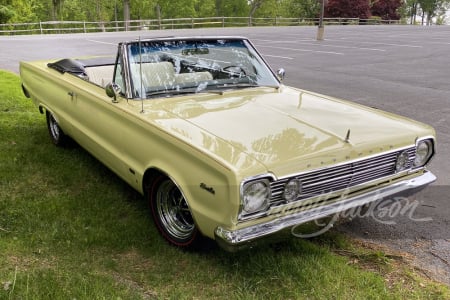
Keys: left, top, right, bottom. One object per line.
{"left": 1, "top": 70, "right": 449, "bottom": 299}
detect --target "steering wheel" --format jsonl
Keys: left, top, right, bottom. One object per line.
{"left": 222, "top": 65, "right": 247, "bottom": 78}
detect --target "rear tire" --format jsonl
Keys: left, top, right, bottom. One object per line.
{"left": 46, "top": 111, "right": 68, "bottom": 146}
{"left": 148, "top": 175, "right": 203, "bottom": 249}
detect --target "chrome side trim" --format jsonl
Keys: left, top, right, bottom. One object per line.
{"left": 215, "top": 171, "right": 436, "bottom": 252}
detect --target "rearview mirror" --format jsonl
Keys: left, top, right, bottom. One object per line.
{"left": 105, "top": 82, "right": 121, "bottom": 102}
{"left": 277, "top": 68, "right": 286, "bottom": 82}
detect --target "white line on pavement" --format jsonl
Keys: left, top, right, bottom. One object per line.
{"left": 263, "top": 54, "right": 294, "bottom": 60}
{"left": 257, "top": 45, "right": 344, "bottom": 55}
{"left": 85, "top": 39, "right": 116, "bottom": 45}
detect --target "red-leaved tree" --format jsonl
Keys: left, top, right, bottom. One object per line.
{"left": 370, "top": 0, "right": 402, "bottom": 20}
{"left": 325, "top": 0, "right": 372, "bottom": 19}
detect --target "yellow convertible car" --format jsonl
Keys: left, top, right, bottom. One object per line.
{"left": 20, "top": 36, "right": 436, "bottom": 251}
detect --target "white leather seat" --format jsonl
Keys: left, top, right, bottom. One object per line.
{"left": 85, "top": 65, "right": 114, "bottom": 87}
{"left": 131, "top": 62, "right": 213, "bottom": 96}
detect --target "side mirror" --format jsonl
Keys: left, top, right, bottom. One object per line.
{"left": 105, "top": 82, "right": 121, "bottom": 103}
{"left": 277, "top": 68, "right": 286, "bottom": 82}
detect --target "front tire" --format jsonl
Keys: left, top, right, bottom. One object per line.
{"left": 46, "top": 111, "right": 68, "bottom": 146}
{"left": 148, "top": 175, "right": 202, "bottom": 249}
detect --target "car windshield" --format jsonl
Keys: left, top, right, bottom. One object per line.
{"left": 126, "top": 38, "right": 280, "bottom": 99}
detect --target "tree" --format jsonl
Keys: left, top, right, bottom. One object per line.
{"left": 285, "top": 0, "right": 322, "bottom": 18}
{"left": 370, "top": 0, "right": 402, "bottom": 20}
{"left": 0, "top": 0, "right": 41, "bottom": 23}
{"left": 418, "top": 0, "right": 450, "bottom": 25}
{"left": 252, "top": 0, "right": 280, "bottom": 18}
{"left": 51, "top": 0, "right": 64, "bottom": 20}
{"left": 403, "top": 0, "right": 450, "bottom": 24}
{"left": 249, "top": 0, "right": 265, "bottom": 19}
{"left": 124, "top": 0, "right": 130, "bottom": 29}
{"left": 155, "top": 0, "right": 197, "bottom": 18}
{"left": 325, "top": 0, "right": 371, "bottom": 19}
{"left": 215, "top": 0, "right": 223, "bottom": 15}
{"left": 221, "top": 0, "right": 249, "bottom": 17}
{"left": 194, "top": 0, "right": 216, "bottom": 18}
{"left": 402, "top": 0, "right": 420, "bottom": 24}
{"left": 0, "top": 5, "right": 14, "bottom": 23}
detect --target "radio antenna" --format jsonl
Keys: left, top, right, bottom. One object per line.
{"left": 139, "top": 37, "right": 144, "bottom": 113}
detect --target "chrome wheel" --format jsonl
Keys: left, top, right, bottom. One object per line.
{"left": 150, "top": 176, "right": 199, "bottom": 247}
{"left": 48, "top": 114, "right": 60, "bottom": 140}
{"left": 46, "top": 111, "right": 67, "bottom": 146}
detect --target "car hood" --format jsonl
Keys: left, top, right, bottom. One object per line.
{"left": 147, "top": 86, "right": 433, "bottom": 177}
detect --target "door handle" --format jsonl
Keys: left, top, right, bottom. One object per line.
{"left": 68, "top": 91, "right": 76, "bottom": 100}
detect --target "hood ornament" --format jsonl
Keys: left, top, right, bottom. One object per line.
{"left": 344, "top": 129, "right": 351, "bottom": 143}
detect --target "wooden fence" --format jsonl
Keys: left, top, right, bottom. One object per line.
{"left": 0, "top": 17, "right": 402, "bottom": 35}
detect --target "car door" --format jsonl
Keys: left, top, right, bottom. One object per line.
{"left": 63, "top": 76, "right": 128, "bottom": 181}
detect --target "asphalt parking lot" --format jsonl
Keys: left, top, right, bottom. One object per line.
{"left": 1, "top": 25, "right": 449, "bottom": 284}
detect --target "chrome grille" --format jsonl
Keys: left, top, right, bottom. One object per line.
{"left": 270, "top": 147, "right": 416, "bottom": 206}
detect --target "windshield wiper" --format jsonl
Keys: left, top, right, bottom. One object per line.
{"left": 201, "top": 83, "right": 278, "bottom": 93}
{"left": 146, "top": 88, "right": 198, "bottom": 98}
{"left": 208, "top": 83, "right": 259, "bottom": 89}
{"left": 146, "top": 83, "right": 278, "bottom": 98}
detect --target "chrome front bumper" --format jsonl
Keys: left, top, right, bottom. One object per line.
{"left": 215, "top": 171, "right": 436, "bottom": 252}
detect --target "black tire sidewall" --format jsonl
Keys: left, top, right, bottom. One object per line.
{"left": 148, "top": 175, "right": 200, "bottom": 248}
{"left": 46, "top": 111, "right": 66, "bottom": 146}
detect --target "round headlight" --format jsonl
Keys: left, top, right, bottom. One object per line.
{"left": 242, "top": 180, "right": 270, "bottom": 214}
{"left": 395, "top": 150, "right": 410, "bottom": 172}
{"left": 414, "top": 140, "right": 433, "bottom": 167}
{"left": 283, "top": 179, "right": 301, "bottom": 202}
